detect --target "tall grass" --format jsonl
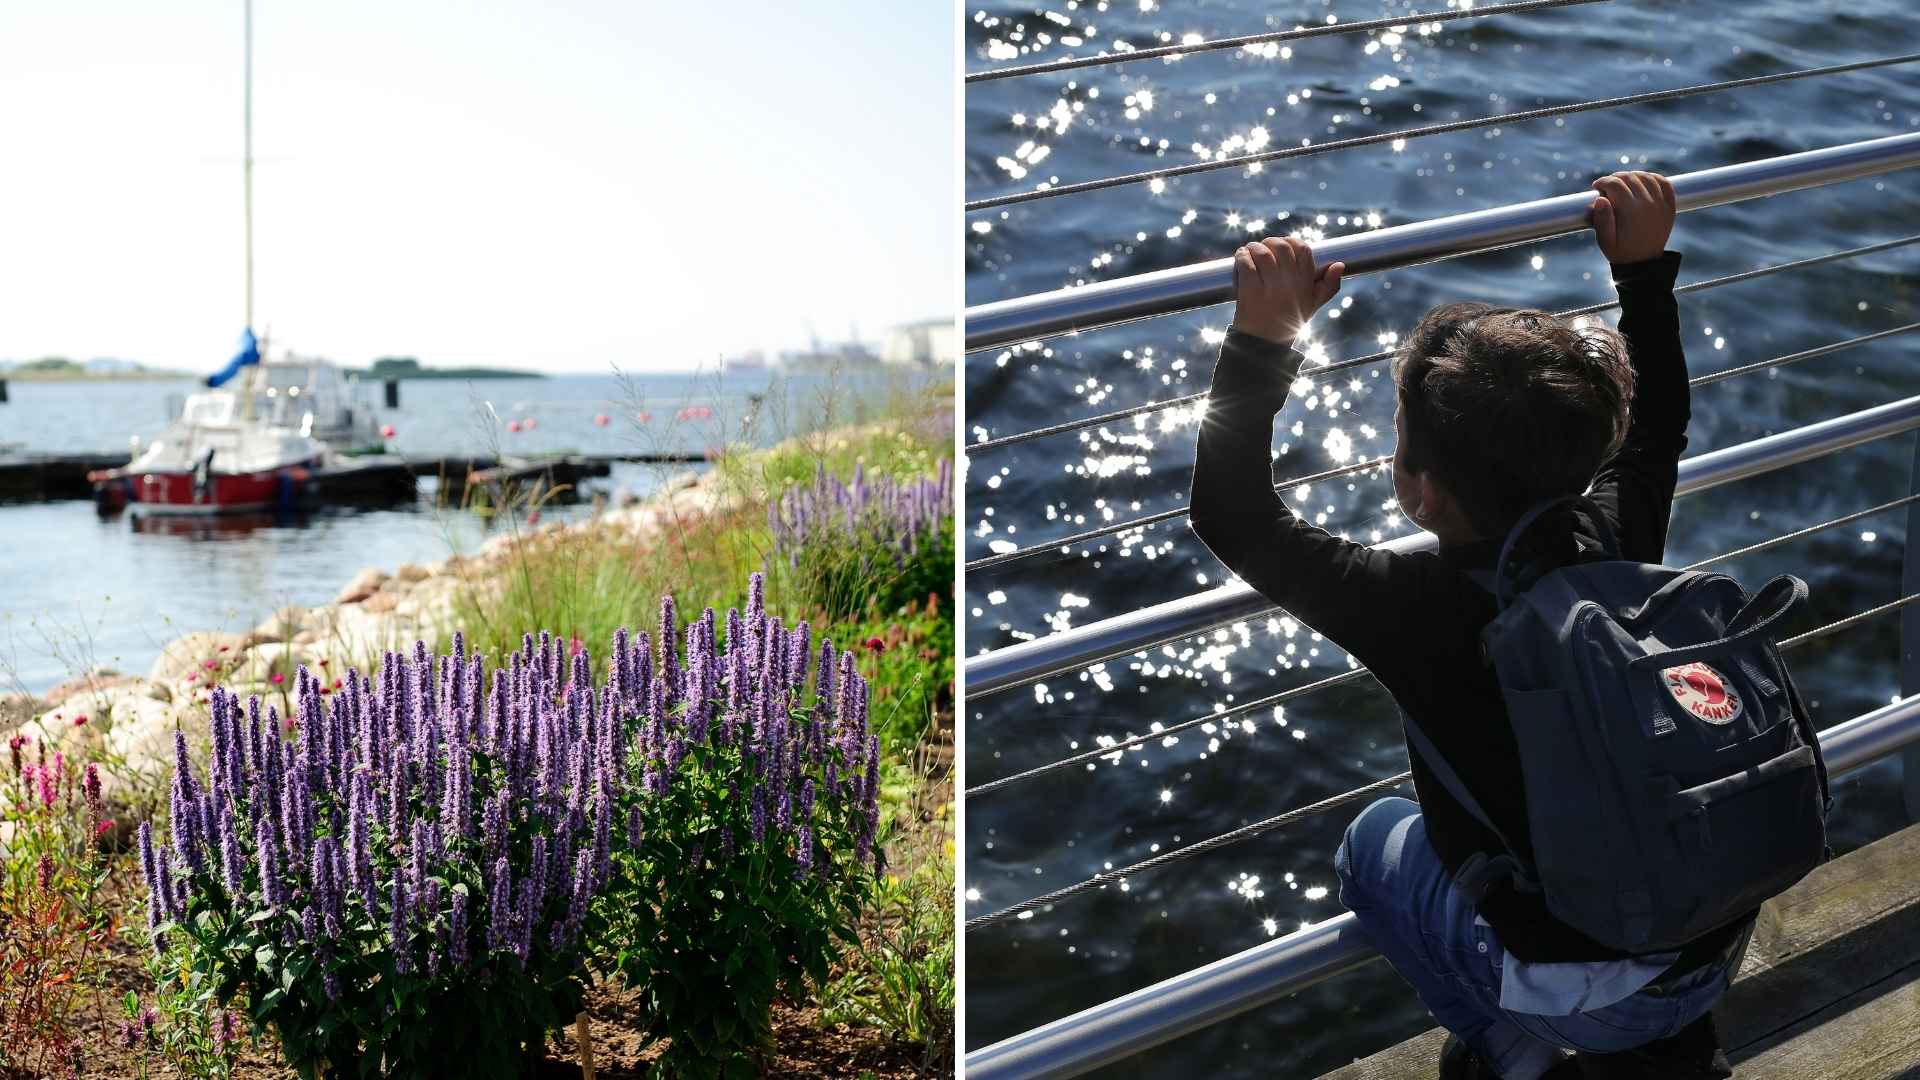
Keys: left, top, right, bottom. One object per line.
{"left": 446, "top": 383, "right": 954, "bottom": 756}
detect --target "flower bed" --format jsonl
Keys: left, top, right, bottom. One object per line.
{"left": 135, "top": 574, "right": 882, "bottom": 1077}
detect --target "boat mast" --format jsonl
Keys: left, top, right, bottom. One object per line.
{"left": 240, "top": 0, "right": 263, "bottom": 420}
{"left": 244, "top": 0, "right": 253, "bottom": 331}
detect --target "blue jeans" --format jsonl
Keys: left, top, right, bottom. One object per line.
{"left": 1334, "top": 798, "right": 1744, "bottom": 1080}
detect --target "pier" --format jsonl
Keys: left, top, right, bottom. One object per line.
{"left": 0, "top": 451, "right": 707, "bottom": 505}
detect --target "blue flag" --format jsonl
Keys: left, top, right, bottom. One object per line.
{"left": 206, "top": 327, "right": 260, "bottom": 388}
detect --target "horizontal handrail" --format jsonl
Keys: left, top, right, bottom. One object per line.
{"left": 963, "top": 692, "right": 1920, "bottom": 1080}
{"left": 965, "top": 132, "right": 1920, "bottom": 351}
{"left": 965, "top": 394, "right": 1920, "bottom": 696}
{"left": 965, "top": 233, "right": 1920, "bottom": 455}
{"left": 967, "top": 493, "right": 1920, "bottom": 799}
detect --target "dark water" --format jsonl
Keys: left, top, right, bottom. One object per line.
{"left": 0, "top": 370, "right": 930, "bottom": 693}
{"left": 963, "top": 2, "right": 1920, "bottom": 1073}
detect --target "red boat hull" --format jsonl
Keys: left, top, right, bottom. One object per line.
{"left": 91, "top": 464, "right": 316, "bottom": 515}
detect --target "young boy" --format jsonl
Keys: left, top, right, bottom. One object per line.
{"left": 1189, "top": 173, "right": 1751, "bottom": 1079}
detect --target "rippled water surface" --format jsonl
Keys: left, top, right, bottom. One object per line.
{"left": 0, "top": 370, "right": 923, "bottom": 692}
{"left": 963, "top": 2, "right": 1920, "bottom": 1073}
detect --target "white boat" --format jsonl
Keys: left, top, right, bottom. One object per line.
{"left": 90, "top": 1, "right": 387, "bottom": 515}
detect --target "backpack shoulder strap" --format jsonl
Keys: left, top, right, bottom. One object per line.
{"left": 1491, "top": 494, "right": 1618, "bottom": 607}
{"left": 1400, "top": 709, "right": 1538, "bottom": 901}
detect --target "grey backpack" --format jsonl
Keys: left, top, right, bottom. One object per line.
{"left": 1404, "top": 494, "right": 1829, "bottom": 954}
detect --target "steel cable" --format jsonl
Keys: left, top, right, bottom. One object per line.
{"left": 967, "top": 53, "right": 1920, "bottom": 212}
{"left": 966, "top": 0, "right": 1608, "bottom": 83}
{"left": 968, "top": 320, "right": 1920, "bottom": 573}
{"left": 967, "top": 588, "right": 1920, "bottom": 931}
{"left": 966, "top": 234, "right": 1920, "bottom": 455}
{"left": 967, "top": 493, "right": 1920, "bottom": 800}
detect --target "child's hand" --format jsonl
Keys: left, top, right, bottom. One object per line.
{"left": 1590, "top": 170, "right": 1676, "bottom": 265}
{"left": 1230, "top": 237, "right": 1344, "bottom": 345}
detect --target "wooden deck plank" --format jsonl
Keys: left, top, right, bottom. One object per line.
{"left": 1319, "top": 823, "right": 1920, "bottom": 1079}
{"left": 1731, "top": 961, "right": 1920, "bottom": 1078}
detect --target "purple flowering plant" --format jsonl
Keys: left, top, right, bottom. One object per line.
{"left": 768, "top": 460, "right": 954, "bottom": 622}
{"left": 140, "top": 632, "right": 626, "bottom": 1079}
{"left": 600, "top": 573, "right": 882, "bottom": 1079}
{"left": 142, "top": 572, "right": 882, "bottom": 1078}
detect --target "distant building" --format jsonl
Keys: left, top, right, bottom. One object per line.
{"left": 880, "top": 317, "right": 956, "bottom": 368}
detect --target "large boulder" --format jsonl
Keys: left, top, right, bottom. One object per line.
{"left": 334, "top": 567, "right": 390, "bottom": 605}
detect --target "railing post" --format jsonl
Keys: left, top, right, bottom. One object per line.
{"left": 1902, "top": 433, "right": 1920, "bottom": 821}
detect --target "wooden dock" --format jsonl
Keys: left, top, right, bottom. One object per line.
{"left": 1320, "top": 822, "right": 1920, "bottom": 1079}
{"left": 0, "top": 451, "right": 705, "bottom": 505}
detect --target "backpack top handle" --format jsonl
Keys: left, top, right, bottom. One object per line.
{"left": 1490, "top": 493, "right": 1620, "bottom": 608}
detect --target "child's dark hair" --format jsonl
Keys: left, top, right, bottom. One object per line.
{"left": 1392, "top": 303, "right": 1635, "bottom": 537}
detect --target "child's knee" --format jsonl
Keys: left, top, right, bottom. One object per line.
{"left": 1335, "top": 797, "right": 1421, "bottom": 903}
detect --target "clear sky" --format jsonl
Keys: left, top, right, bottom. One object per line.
{"left": 0, "top": 2, "right": 954, "bottom": 373}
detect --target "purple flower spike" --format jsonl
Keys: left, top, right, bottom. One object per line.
{"left": 391, "top": 876, "right": 412, "bottom": 976}
{"left": 487, "top": 856, "right": 514, "bottom": 956}
{"left": 449, "top": 889, "right": 470, "bottom": 970}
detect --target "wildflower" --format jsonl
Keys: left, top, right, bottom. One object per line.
{"left": 84, "top": 760, "right": 105, "bottom": 826}
{"left": 213, "top": 1009, "right": 243, "bottom": 1055}
{"left": 73, "top": 713, "right": 88, "bottom": 726}
{"left": 795, "top": 825, "right": 814, "bottom": 879}
{"left": 863, "top": 636, "right": 885, "bottom": 653}
{"left": 270, "top": 672, "right": 285, "bottom": 685}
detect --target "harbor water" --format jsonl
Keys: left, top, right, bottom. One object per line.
{"left": 0, "top": 368, "right": 924, "bottom": 693}
{"left": 963, "top": 0, "right": 1920, "bottom": 1073}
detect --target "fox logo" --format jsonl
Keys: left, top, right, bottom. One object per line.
{"left": 1661, "top": 662, "right": 1743, "bottom": 725}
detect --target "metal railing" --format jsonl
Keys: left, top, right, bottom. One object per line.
{"left": 964, "top": 20, "right": 1920, "bottom": 1075}
{"left": 964, "top": 689, "right": 1920, "bottom": 1080}
{"left": 965, "top": 131, "right": 1920, "bottom": 351}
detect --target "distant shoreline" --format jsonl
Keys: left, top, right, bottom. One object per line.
{"left": 1, "top": 370, "right": 196, "bottom": 382}
{"left": 343, "top": 367, "right": 546, "bottom": 380}
{"left": 0, "top": 367, "right": 548, "bottom": 382}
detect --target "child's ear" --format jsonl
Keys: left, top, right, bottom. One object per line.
{"left": 1412, "top": 472, "right": 1459, "bottom": 532}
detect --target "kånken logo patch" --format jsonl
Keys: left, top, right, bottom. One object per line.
{"left": 1661, "top": 661, "right": 1743, "bottom": 725}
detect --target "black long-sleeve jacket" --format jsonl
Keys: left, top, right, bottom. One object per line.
{"left": 1188, "top": 252, "right": 1744, "bottom": 962}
